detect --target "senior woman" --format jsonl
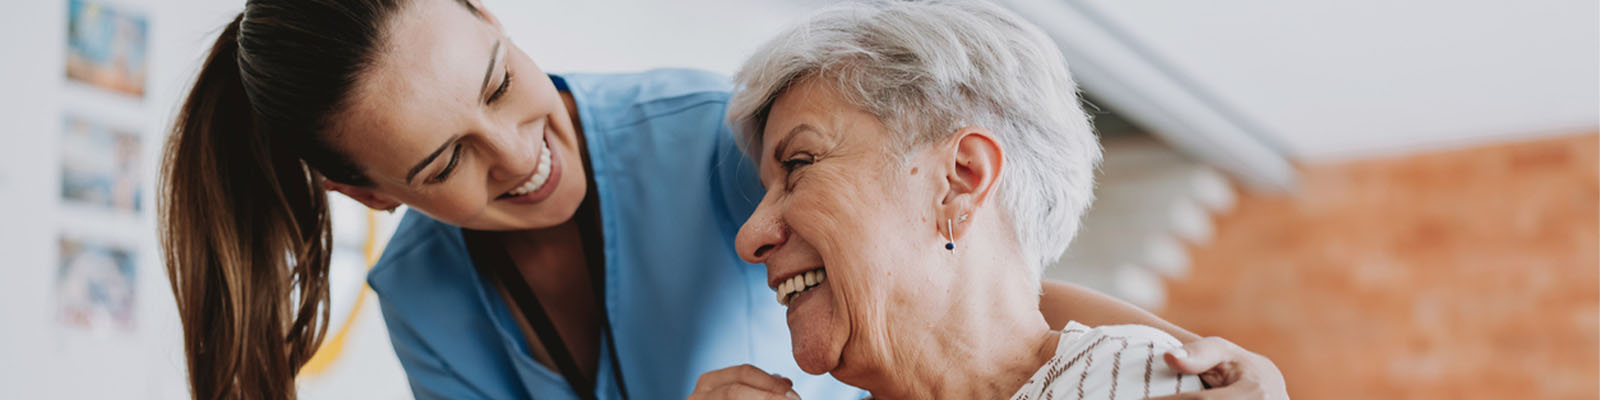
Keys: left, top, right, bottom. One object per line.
{"left": 691, "top": 1, "right": 1287, "bottom": 399}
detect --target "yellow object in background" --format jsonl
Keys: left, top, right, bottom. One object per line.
{"left": 300, "top": 209, "right": 382, "bottom": 376}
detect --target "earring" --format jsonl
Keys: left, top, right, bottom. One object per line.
{"left": 944, "top": 213, "right": 969, "bottom": 252}
{"left": 944, "top": 218, "right": 955, "bottom": 251}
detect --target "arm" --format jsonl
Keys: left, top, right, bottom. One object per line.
{"left": 1038, "top": 280, "right": 1200, "bottom": 342}
{"left": 1040, "top": 280, "right": 1290, "bottom": 399}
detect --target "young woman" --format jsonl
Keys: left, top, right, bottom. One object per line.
{"left": 159, "top": 0, "right": 1282, "bottom": 399}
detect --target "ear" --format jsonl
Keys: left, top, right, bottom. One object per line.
{"left": 324, "top": 180, "right": 401, "bottom": 212}
{"left": 940, "top": 126, "right": 1004, "bottom": 240}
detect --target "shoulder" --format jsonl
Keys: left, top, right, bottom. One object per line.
{"left": 1010, "top": 322, "right": 1204, "bottom": 400}
{"left": 1060, "top": 322, "right": 1185, "bottom": 349}
{"left": 558, "top": 68, "right": 733, "bottom": 130}
{"left": 366, "top": 210, "right": 469, "bottom": 293}
{"left": 587, "top": 67, "right": 733, "bottom": 98}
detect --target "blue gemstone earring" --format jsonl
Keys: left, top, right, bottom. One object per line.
{"left": 945, "top": 217, "right": 955, "bottom": 251}
{"left": 944, "top": 214, "right": 967, "bottom": 252}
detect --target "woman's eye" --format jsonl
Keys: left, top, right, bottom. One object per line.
{"left": 781, "top": 155, "right": 813, "bottom": 172}
{"left": 488, "top": 67, "right": 513, "bottom": 104}
{"left": 428, "top": 143, "right": 465, "bottom": 183}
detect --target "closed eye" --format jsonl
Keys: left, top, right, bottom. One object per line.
{"left": 781, "top": 154, "right": 813, "bottom": 172}
{"left": 488, "top": 66, "right": 513, "bottom": 104}
{"left": 780, "top": 153, "right": 813, "bottom": 190}
{"left": 427, "top": 143, "right": 465, "bottom": 183}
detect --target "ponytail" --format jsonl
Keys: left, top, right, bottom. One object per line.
{"left": 159, "top": 13, "right": 333, "bottom": 400}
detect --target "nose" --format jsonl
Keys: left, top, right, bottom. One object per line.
{"left": 735, "top": 193, "right": 787, "bottom": 264}
{"left": 483, "top": 119, "right": 539, "bottom": 182}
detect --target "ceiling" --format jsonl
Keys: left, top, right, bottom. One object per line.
{"left": 1077, "top": 0, "right": 1599, "bottom": 161}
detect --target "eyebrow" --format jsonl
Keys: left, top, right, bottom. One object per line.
{"left": 770, "top": 123, "right": 816, "bottom": 166}
{"left": 404, "top": 39, "right": 501, "bottom": 185}
{"left": 479, "top": 39, "right": 503, "bottom": 100}
{"left": 405, "top": 134, "right": 461, "bottom": 184}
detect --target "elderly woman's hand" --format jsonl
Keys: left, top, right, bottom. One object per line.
{"left": 689, "top": 364, "right": 803, "bottom": 400}
{"left": 1149, "top": 337, "right": 1289, "bottom": 400}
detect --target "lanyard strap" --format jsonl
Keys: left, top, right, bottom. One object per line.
{"left": 464, "top": 85, "right": 630, "bottom": 399}
{"left": 461, "top": 190, "right": 630, "bottom": 399}
{"left": 464, "top": 230, "right": 597, "bottom": 400}
{"left": 573, "top": 199, "right": 632, "bottom": 400}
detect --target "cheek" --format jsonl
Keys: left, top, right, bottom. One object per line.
{"left": 405, "top": 182, "right": 491, "bottom": 224}
{"left": 788, "top": 174, "right": 876, "bottom": 246}
{"left": 804, "top": 171, "right": 920, "bottom": 239}
{"left": 789, "top": 172, "right": 919, "bottom": 298}
{"left": 555, "top": 141, "right": 586, "bottom": 193}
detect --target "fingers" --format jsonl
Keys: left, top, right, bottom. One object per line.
{"left": 1163, "top": 337, "right": 1239, "bottom": 375}
{"left": 1159, "top": 337, "right": 1289, "bottom": 399}
{"left": 702, "top": 385, "right": 798, "bottom": 400}
{"left": 695, "top": 364, "right": 794, "bottom": 393}
{"left": 691, "top": 364, "right": 800, "bottom": 400}
{"left": 1196, "top": 363, "right": 1242, "bottom": 389}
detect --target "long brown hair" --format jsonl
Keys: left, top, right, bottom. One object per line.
{"left": 159, "top": 1, "right": 477, "bottom": 398}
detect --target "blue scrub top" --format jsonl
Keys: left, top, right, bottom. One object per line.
{"left": 367, "top": 69, "right": 865, "bottom": 400}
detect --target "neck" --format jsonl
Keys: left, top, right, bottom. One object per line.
{"left": 860, "top": 262, "right": 1059, "bottom": 399}
{"left": 500, "top": 219, "right": 588, "bottom": 291}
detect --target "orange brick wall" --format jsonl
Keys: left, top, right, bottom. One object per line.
{"left": 1160, "top": 134, "right": 1599, "bottom": 400}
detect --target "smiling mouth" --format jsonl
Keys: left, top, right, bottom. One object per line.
{"left": 775, "top": 267, "right": 827, "bottom": 306}
{"left": 497, "top": 139, "right": 553, "bottom": 199}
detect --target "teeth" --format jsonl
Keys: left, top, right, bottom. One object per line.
{"left": 506, "top": 141, "right": 553, "bottom": 197}
{"left": 776, "top": 268, "right": 827, "bottom": 306}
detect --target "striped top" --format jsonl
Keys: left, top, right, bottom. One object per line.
{"left": 1010, "top": 322, "right": 1203, "bottom": 400}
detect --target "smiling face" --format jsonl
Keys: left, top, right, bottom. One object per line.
{"left": 736, "top": 78, "right": 967, "bottom": 380}
{"left": 325, "top": 0, "right": 586, "bottom": 230}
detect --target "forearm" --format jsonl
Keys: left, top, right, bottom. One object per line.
{"left": 1038, "top": 280, "right": 1201, "bottom": 343}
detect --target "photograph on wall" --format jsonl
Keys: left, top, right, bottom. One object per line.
{"left": 56, "top": 235, "right": 137, "bottom": 333}
{"left": 60, "top": 114, "right": 142, "bottom": 213}
{"left": 65, "top": 0, "right": 148, "bottom": 97}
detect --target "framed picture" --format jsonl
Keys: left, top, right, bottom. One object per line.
{"left": 60, "top": 114, "right": 142, "bottom": 214}
{"left": 66, "top": 0, "right": 148, "bottom": 97}
{"left": 56, "top": 235, "right": 137, "bottom": 333}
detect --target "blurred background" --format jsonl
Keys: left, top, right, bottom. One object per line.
{"left": 0, "top": 0, "right": 1594, "bottom": 399}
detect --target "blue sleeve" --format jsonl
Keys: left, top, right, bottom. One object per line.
{"left": 373, "top": 288, "right": 491, "bottom": 400}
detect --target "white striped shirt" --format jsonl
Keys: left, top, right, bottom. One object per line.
{"left": 1010, "top": 321, "right": 1203, "bottom": 400}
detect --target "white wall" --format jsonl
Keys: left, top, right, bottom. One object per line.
{"left": 485, "top": 0, "right": 823, "bottom": 75}
{"left": 0, "top": 0, "right": 237, "bottom": 398}
{"left": 1083, "top": 0, "right": 1600, "bottom": 161}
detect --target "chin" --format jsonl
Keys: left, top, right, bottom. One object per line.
{"left": 794, "top": 347, "right": 838, "bottom": 376}
{"left": 497, "top": 196, "right": 583, "bottom": 229}
{"left": 788, "top": 321, "right": 848, "bottom": 376}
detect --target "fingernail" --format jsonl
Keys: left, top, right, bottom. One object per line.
{"left": 1168, "top": 348, "right": 1188, "bottom": 359}
{"left": 786, "top": 390, "right": 802, "bottom": 400}
{"left": 771, "top": 373, "right": 792, "bottom": 384}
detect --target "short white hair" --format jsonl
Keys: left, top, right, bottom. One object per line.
{"left": 727, "top": 0, "right": 1100, "bottom": 283}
